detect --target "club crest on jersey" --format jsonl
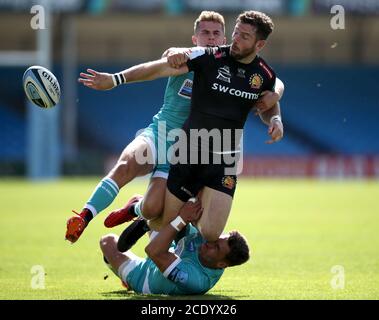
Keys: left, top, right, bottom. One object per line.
{"left": 178, "top": 79, "right": 193, "bottom": 99}
{"left": 217, "top": 66, "right": 231, "bottom": 83}
{"left": 249, "top": 73, "right": 264, "bottom": 89}
{"left": 222, "top": 176, "right": 236, "bottom": 189}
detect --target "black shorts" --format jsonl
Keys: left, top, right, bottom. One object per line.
{"left": 167, "top": 162, "right": 238, "bottom": 202}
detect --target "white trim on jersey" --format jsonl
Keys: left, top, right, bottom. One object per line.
{"left": 152, "top": 170, "right": 168, "bottom": 179}
{"left": 138, "top": 135, "right": 157, "bottom": 166}
{"left": 142, "top": 268, "right": 152, "bottom": 294}
{"left": 118, "top": 257, "right": 144, "bottom": 282}
{"left": 163, "top": 257, "right": 182, "bottom": 278}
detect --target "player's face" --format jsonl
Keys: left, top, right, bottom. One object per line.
{"left": 200, "top": 234, "right": 231, "bottom": 268}
{"left": 231, "top": 22, "right": 265, "bottom": 60}
{"left": 192, "top": 21, "right": 226, "bottom": 47}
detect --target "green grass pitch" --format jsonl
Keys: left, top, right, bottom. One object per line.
{"left": 0, "top": 178, "right": 378, "bottom": 300}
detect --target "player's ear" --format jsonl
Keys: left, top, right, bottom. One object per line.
{"left": 222, "top": 36, "right": 227, "bottom": 45}
{"left": 255, "top": 39, "right": 266, "bottom": 52}
{"left": 192, "top": 35, "right": 198, "bottom": 46}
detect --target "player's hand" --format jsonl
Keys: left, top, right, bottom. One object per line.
{"left": 266, "top": 118, "right": 284, "bottom": 144}
{"left": 167, "top": 49, "right": 190, "bottom": 69}
{"left": 179, "top": 198, "right": 203, "bottom": 224}
{"left": 78, "top": 69, "right": 114, "bottom": 90}
{"left": 254, "top": 91, "right": 280, "bottom": 115}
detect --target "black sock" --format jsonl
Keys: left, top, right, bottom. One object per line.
{"left": 117, "top": 218, "right": 150, "bottom": 252}
{"left": 81, "top": 208, "right": 93, "bottom": 224}
{"left": 129, "top": 204, "right": 138, "bottom": 218}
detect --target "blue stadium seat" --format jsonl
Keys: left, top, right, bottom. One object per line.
{"left": 0, "top": 103, "right": 26, "bottom": 160}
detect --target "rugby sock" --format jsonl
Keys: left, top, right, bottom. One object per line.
{"left": 117, "top": 218, "right": 150, "bottom": 252}
{"left": 84, "top": 178, "right": 120, "bottom": 220}
{"left": 133, "top": 198, "right": 143, "bottom": 217}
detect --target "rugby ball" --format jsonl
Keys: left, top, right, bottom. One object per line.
{"left": 23, "top": 66, "right": 61, "bottom": 108}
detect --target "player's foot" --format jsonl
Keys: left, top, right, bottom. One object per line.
{"left": 104, "top": 195, "right": 142, "bottom": 228}
{"left": 65, "top": 209, "right": 90, "bottom": 243}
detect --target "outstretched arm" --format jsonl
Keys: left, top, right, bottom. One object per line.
{"left": 78, "top": 57, "right": 189, "bottom": 91}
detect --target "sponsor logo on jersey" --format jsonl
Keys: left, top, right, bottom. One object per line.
{"left": 212, "top": 83, "right": 260, "bottom": 100}
{"left": 222, "top": 176, "right": 236, "bottom": 189}
{"left": 188, "top": 241, "right": 195, "bottom": 252}
{"left": 216, "top": 66, "right": 232, "bottom": 83}
{"left": 178, "top": 79, "right": 193, "bottom": 99}
{"left": 249, "top": 73, "right": 264, "bottom": 89}
{"left": 168, "top": 267, "right": 189, "bottom": 284}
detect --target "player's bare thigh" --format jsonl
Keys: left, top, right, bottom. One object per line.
{"left": 195, "top": 187, "right": 233, "bottom": 241}
{"left": 107, "top": 136, "right": 154, "bottom": 188}
{"left": 148, "top": 188, "right": 184, "bottom": 231}
{"left": 141, "top": 177, "right": 167, "bottom": 220}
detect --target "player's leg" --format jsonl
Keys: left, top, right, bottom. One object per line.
{"left": 148, "top": 162, "right": 199, "bottom": 230}
{"left": 106, "top": 135, "right": 154, "bottom": 188}
{"left": 195, "top": 163, "right": 237, "bottom": 241}
{"left": 104, "top": 176, "right": 168, "bottom": 250}
{"left": 100, "top": 233, "right": 143, "bottom": 290}
{"left": 65, "top": 136, "right": 154, "bottom": 243}
{"left": 147, "top": 187, "right": 184, "bottom": 231}
{"left": 195, "top": 187, "right": 233, "bottom": 241}
{"left": 100, "top": 234, "right": 131, "bottom": 274}
{"left": 103, "top": 175, "right": 167, "bottom": 227}
{"left": 138, "top": 176, "right": 167, "bottom": 219}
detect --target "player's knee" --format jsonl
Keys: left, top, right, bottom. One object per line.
{"left": 99, "top": 234, "right": 118, "bottom": 251}
{"left": 201, "top": 228, "right": 221, "bottom": 242}
{"left": 141, "top": 198, "right": 163, "bottom": 220}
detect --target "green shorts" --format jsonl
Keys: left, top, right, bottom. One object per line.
{"left": 139, "top": 120, "right": 177, "bottom": 180}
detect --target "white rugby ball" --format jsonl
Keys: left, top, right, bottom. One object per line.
{"left": 23, "top": 66, "right": 61, "bottom": 108}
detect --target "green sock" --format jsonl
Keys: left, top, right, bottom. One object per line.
{"left": 84, "top": 178, "right": 119, "bottom": 217}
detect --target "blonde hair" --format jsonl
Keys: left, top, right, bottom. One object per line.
{"left": 194, "top": 11, "right": 225, "bottom": 34}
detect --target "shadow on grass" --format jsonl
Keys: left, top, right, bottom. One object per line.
{"left": 101, "top": 290, "right": 235, "bottom": 300}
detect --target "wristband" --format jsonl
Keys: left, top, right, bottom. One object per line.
{"left": 170, "top": 216, "right": 186, "bottom": 232}
{"left": 112, "top": 72, "right": 126, "bottom": 87}
{"left": 270, "top": 115, "right": 282, "bottom": 123}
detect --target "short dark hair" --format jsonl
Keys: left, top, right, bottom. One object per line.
{"left": 236, "top": 11, "right": 274, "bottom": 40}
{"left": 225, "top": 231, "right": 250, "bottom": 267}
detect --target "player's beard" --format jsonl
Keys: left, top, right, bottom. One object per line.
{"left": 230, "top": 42, "right": 257, "bottom": 61}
